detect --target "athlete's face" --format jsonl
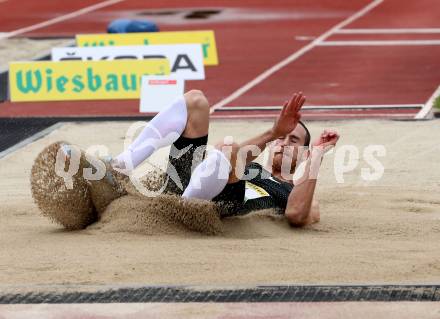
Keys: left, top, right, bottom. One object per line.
{"left": 270, "top": 124, "right": 308, "bottom": 172}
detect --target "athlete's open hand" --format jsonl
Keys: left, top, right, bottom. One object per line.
{"left": 271, "top": 92, "right": 306, "bottom": 138}
{"left": 312, "top": 129, "right": 340, "bottom": 152}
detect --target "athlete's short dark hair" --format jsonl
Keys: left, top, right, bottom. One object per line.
{"left": 298, "top": 120, "right": 310, "bottom": 147}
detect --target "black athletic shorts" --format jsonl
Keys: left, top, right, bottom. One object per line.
{"left": 163, "top": 134, "right": 208, "bottom": 196}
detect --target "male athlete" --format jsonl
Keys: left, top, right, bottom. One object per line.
{"left": 111, "top": 90, "right": 339, "bottom": 227}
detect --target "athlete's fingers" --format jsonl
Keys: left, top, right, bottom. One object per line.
{"left": 294, "top": 92, "right": 302, "bottom": 109}
{"left": 281, "top": 100, "right": 288, "bottom": 115}
{"left": 280, "top": 100, "right": 289, "bottom": 117}
{"left": 297, "top": 96, "right": 306, "bottom": 111}
{"left": 323, "top": 135, "right": 339, "bottom": 146}
{"left": 288, "top": 94, "right": 298, "bottom": 113}
{"left": 331, "top": 134, "right": 340, "bottom": 142}
{"left": 286, "top": 92, "right": 305, "bottom": 115}
{"left": 327, "top": 132, "right": 338, "bottom": 142}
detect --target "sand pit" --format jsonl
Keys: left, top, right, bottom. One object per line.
{"left": 0, "top": 119, "right": 439, "bottom": 287}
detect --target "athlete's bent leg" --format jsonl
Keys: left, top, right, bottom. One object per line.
{"left": 181, "top": 141, "right": 244, "bottom": 216}
{"left": 113, "top": 90, "right": 210, "bottom": 172}
{"left": 181, "top": 142, "right": 239, "bottom": 201}
{"left": 182, "top": 89, "right": 210, "bottom": 139}
{"left": 181, "top": 149, "right": 231, "bottom": 200}
{"left": 163, "top": 90, "right": 211, "bottom": 194}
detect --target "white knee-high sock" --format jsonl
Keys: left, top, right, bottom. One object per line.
{"left": 182, "top": 149, "right": 232, "bottom": 200}
{"left": 115, "top": 96, "right": 188, "bottom": 170}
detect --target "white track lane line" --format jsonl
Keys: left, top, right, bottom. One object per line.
{"left": 336, "top": 28, "right": 440, "bottom": 34}
{"left": 209, "top": 0, "right": 384, "bottom": 114}
{"left": 220, "top": 104, "right": 423, "bottom": 110}
{"left": 211, "top": 113, "right": 419, "bottom": 119}
{"left": 0, "top": 0, "right": 125, "bottom": 40}
{"left": 415, "top": 85, "right": 440, "bottom": 119}
{"left": 319, "top": 40, "right": 440, "bottom": 46}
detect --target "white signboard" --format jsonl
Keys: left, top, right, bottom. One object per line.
{"left": 52, "top": 44, "right": 204, "bottom": 80}
{"left": 140, "top": 76, "right": 185, "bottom": 113}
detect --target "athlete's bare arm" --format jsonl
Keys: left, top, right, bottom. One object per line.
{"left": 285, "top": 130, "right": 339, "bottom": 227}
{"left": 216, "top": 92, "right": 306, "bottom": 183}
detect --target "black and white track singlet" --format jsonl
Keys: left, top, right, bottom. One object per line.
{"left": 239, "top": 162, "right": 293, "bottom": 214}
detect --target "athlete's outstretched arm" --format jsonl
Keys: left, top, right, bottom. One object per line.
{"left": 285, "top": 130, "right": 339, "bottom": 227}
{"left": 216, "top": 92, "right": 306, "bottom": 183}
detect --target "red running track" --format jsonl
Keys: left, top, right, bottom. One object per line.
{"left": 229, "top": 45, "right": 440, "bottom": 107}
{"left": 0, "top": 0, "right": 439, "bottom": 119}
